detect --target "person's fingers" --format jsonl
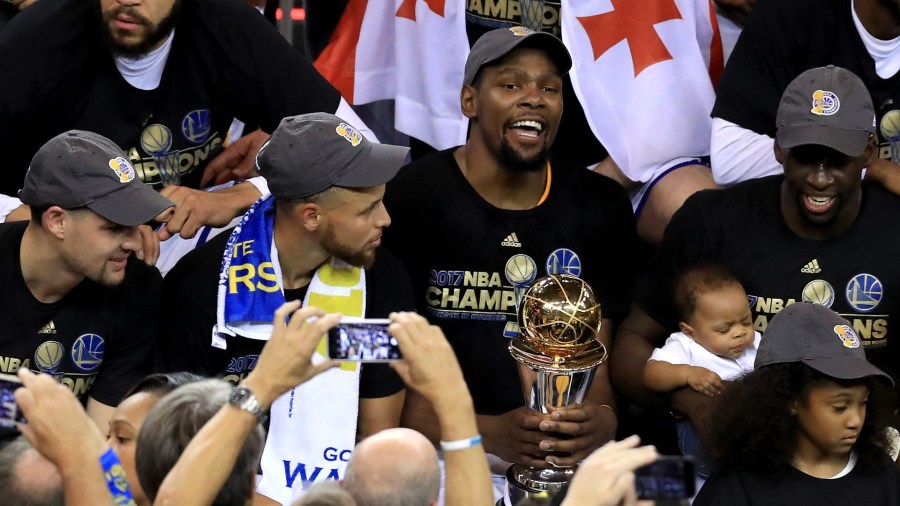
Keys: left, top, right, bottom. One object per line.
{"left": 550, "top": 406, "right": 589, "bottom": 423}
{"left": 389, "top": 361, "right": 412, "bottom": 385}
{"left": 539, "top": 419, "right": 584, "bottom": 436}
{"left": 201, "top": 149, "right": 240, "bottom": 187}
{"left": 275, "top": 301, "right": 309, "bottom": 328}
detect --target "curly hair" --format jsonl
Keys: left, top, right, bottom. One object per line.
{"left": 709, "top": 362, "right": 894, "bottom": 475}
{"left": 673, "top": 264, "right": 743, "bottom": 323}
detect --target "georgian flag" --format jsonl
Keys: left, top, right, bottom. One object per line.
{"left": 314, "top": 0, "right": 468, "bottom": 150}
{"left": 560, "top": 0, "right": 723, "bottom": 183}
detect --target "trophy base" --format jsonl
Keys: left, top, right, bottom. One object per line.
{"left": 505, "top": 463, "right": 575, "bottom": 505}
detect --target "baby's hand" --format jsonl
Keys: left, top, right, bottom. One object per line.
{"left": 686, "top": 367, "right": 724, "bottom": 397}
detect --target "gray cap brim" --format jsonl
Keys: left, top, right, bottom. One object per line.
{"left": 802, "top": 357, "right": 894, "bottom": 386}
{"left": 87, "top": 184, "right": 174, "bottom": 227}
{"left": 334, "top": 143, "right": 410, "bottom": 189}
{"left": 776, "top": 125, "right": 870, "bottom": 156}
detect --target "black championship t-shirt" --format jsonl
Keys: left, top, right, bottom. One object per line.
{"left": 0, "top": 0, "right": 340, "bottom": 193}
{"left": 713, "top": 0, "right": 900, "bottom": 162}
{"left": 156, "top": 229, "right": 411, "bottom": 398}
{"left": 638, "top": 176, "right": 900, "bottom": 382}
{"left": 694, "top": 461, "right": 900, "bottom": 506}
{"left": 383, "top": 149, "right": 638, "bottom": 414}
{"left": 0, "top": 222, "right": 159, "bottom": 405}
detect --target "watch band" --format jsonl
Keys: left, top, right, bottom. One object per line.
{"left": 229, "top": 385, "right": 263, "bottom": 422}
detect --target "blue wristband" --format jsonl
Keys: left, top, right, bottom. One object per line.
{"left": 100, "top": 447, "right": 137, "bottom": 506}
{"left": 440, "top": 435, "right": 483, "bottom": 451}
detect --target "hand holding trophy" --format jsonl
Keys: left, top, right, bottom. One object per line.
{"left": 506, "top": 274, "right": 606, "bottom": 504}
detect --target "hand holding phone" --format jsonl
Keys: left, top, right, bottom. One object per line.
{"left": 327, "top": 318, "right": 402, "bottom": 361}
{"left": 0, "top": 372, "right": 26, "bottom": 426}
{"left": 635, "top": 455, "right": 696, "bottom": 500}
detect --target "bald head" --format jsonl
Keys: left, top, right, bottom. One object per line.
{"left": 344, "top": 428, "right": 440, "bottom": 506}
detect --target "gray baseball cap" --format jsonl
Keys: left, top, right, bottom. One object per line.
{"left": 256, "top": 113, "right": 410, "bottom": 200}
{"left": 756, "top": 302, "right": 893, "bottom": 385}
{"left": 18, "top": 131, "right": 174, "bottom": 226}
{"left": 776, "top": 65, "right": 875, "bottom": 157}
{"left": 463, "top": 26, "right": 572, "bottom": 86}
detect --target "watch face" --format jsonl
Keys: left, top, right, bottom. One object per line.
{"left": 231, "top": 386, "right": 251, "bottom": 404}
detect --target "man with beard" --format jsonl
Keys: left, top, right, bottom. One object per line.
{"left": 0, "top": 130, "right": 173, "bottom": 434}
{"left": 611, "top": 66, "right": 900, "bottom": 454}
{"left": 710, "top": 0, "right": 900, "bottom": 188}
{"left": 0, "top": 0, "right": 376, "bottom": 242}
{"left": 382, "top": 27, "right": 638, "bottom": 499}
{"left": 156, "top": 113, "right": 413, "bottom": 504}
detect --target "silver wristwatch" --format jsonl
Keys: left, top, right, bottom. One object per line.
{"left": 229, "top": 385, "right": 263, "bottom": 421}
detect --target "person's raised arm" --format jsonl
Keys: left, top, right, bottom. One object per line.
{"left": 388, "top": 312, "right": 493, "bottom": 506}
{"left": 152, "top": 302, "right": 340, "bottom": 506}
{"left": 15, "top": 369, "right": 125, "bottom": 506}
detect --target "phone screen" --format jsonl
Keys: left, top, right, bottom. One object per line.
{"left": 635, "top": 455, "right": 695, "bottom": 500}
{"left": 327, "top": 319, "right": 401, "bottom": 361}
{"left": 0, "top": 373, "right": 25, "bottom": 426}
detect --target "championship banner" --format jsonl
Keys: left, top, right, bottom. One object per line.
{"left": 560, "top": 0, "right": 723, "bottom": 183}
{"left": 315, "top": 0, "right": 469, "bottom": 151}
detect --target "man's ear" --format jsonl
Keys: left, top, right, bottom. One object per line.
{"left": 460, "top": 84, "right": 478, "bottom": 120}
{"left": 678, "top": 321, "right": 695, "bottom": 337}
{"left": 774, "top": 139, "right": 785, "bottom": 165}
{"left": 43, "top": 206, "right": 67, "bottom": 239}
{"left": 298, "top": 203, "right": 321, "bottom": 232}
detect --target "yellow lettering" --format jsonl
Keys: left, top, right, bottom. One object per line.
{"left": 853, "top": 319, "right": 873, "bottom": 340}
{"left": 502, "top": 290, "right": 517, "bottom": 311}
{"left": 486, "top": 0, "right": 505, "bottom": 18}
{"left": 309, "top": 290, "right": 364, "bottom": 317}
{"left": 489, "top": 272, "right": 501, "bottom": 287}
{"left": 229, "top": 264, "right": 256, "bottom": 294}
{"left": 756, "top": 298, "right": 770, "bottom": 313}
{"left": 7, "top": 358, "right": 19, "bottom": 373}
{"left": 459, "top": 290, "right": 478, "bottom": 309}
{"left": 464, "top": 271, "right": 477, "bottom": 287}
{"left": 480, "top": 290, "right": 501, "bottom": 310}
{"left": 232, "top": 240, "right": 255, "bottom": 258}
{"left": 443, "top": 288, "right": 461, "bottom": 309}
{"left": 874, "top": 319, "right": 888, "bottom": 339}
{"left": 771, "top": 299, "right": 784, "bottom": 313}
{"left": 19, "top": 359, "right": 29, "bottom": 371}
{"left": 222, "top": 374, "right": 246, "bottom": 385}
{"left": 753, "top": 314, "right": 768, "bottom": 332}
{"left": 468, "top": 0, "right": 483, "bottom": 13}
{"left": 477, "top": 272, "right": 489, "bottom": 287}
{"left": 542, "top": 4, "right": 559, "bottom": 25}
{"left": 426, "top": 286, "right": 442, "bottom": 307}
{"left": 508, "top": 0, "right": 519, "bottom": 18}
{"left": 0, "top": 356, "right": 8, "bottom": 372}
{"left": 256, "top": 262, "right": 279, "bottom": 292}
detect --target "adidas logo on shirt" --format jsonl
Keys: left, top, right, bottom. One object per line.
{"left": 501, "top": 233, "right": 522, "bottom": 247}
{"left": 38, "top": 321, "right": 56, "bottom": 335}
{"left": 801, "top": 259, "right": 822, "bottom": 274}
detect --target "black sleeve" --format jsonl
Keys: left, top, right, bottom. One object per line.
{"left": 192, "top": 0, "right": 342, "bottom": 134}
{"left": 635, "top": 189, "right": 721, "bottom": 332}
{"left": 154, "top": 236, "right": 225, "bottom": 376}
{"left": 358, "top": 247, "right": 415, "bottom": 398}
{"left": 711, "top": 0, "right": 812, "bottom": 137}
{"left": 90, "top": 262, "right": 162, "bottom": 405}
{"left": 584, "top": 176, "right": 639, "bottom": 324}
{"left": 692, "top": 471, "right": 752, "bottom": 506}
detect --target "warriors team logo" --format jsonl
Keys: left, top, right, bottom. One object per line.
{"left": 811, "top": 90, "right": 840, "bottom": 116}
{"left": 71, "top": 334, "right": 105, "bottom": 373}
{"left": 834, "top": 324, "right": 860, "bottom": 349}
{"left": 34, "top": 341, "right": 64, "bottom": 373}
{"left": 336, "top": 123, "right": 362, "bottom": 147}
{"left": 181, "top": 109, "right": 212, "bottom": 145}
{"left": 846, "top": 273, "right": 883, "bottom": 313}
{"left": 802, "top": 280, "right": 835, "bottom": 308}
{"left": 503, "top": 254, "right": 536, "bottom": 339}
{"left": 108, "top": 157, "right": 136, "bottom": 183}
{"left": 509, "top": 26, "right": 533, "bottom": 36}
{"left": 141, "top": 123, "right": 181, "bottom": 185}
{"left": 546, "top": 248, "right": 581, "bottom": 277}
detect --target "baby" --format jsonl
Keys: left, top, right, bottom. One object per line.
{"left": 644, "top": 264, "right": 761, "bottom": 475}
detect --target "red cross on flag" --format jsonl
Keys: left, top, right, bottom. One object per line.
{"left": 315, "top": 0, "right": 468, "bottom": 151}
{"left": 561, "top": 0, "right": 723, "bottom": 183}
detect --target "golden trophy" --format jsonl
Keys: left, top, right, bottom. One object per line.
{"left": 506, "top": 274, "right": 606, "bottom": 504}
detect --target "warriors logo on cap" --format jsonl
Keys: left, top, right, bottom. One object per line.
{"left": 811, "top": 90, "right": 840, "bottom": 116}
{"left": 509, "top": 26, "right": 533, "bottom": 37}
{"left": 108, "top": 157, "right": 136, "bottom": 183}
{"left": 336, "top": 123, "right": 362, "bottom": 147}
{"left": 834, "top": 324, "right": 860, "bottom": 349}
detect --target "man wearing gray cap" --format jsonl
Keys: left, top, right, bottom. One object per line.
{"left": 383, "top": 26, "right": 638, "bottom": 489}
{"left": 0, "top": 130, "right": 173, "bottom": 432}
{"left": 157, "top": 112, "right": 413, "bottom": 503}
{"left": 612, "top": 66, "right": 900, "bottom": 448}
